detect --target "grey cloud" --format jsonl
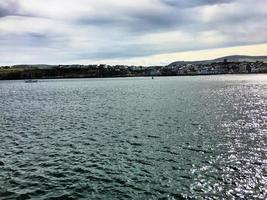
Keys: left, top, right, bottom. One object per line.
{"left": 0, "top": 0, "right": 266, "bottom": 65}
{"left": 161, "top": 0, "right": 233, "bottom": 8}
{"left": 0, "top": 0, "right": 19, "bottom": 17}
{"left": 74, "top": 41, "right": 228, "bottom": 60}
{"left": 76, "top": 0, "right": 236, "bottom": 34}
{"left": 127, "top": 11, "right": 183, "bottom": 32}
{"left": 74, "top": 43, "right": 159, "bottom": 60}
{"left": 78, "top": 7, "right": 194, "bottom": 34}
{"left": 0, "top": 32, "right": 55, "bottom": 49}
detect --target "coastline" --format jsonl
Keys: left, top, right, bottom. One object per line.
{"left": 0, "top": 62, "right": 266, "bottom": 81}
{"left": 0, "top": 71, "right": 266, "bottom": 81}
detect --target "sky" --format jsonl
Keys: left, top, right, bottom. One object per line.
{"left": 0, "top": 0, "right": 267, "bottom": 66}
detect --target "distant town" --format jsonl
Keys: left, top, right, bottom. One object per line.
{"left": 0, "top": 55, "right": 266, "bottom": 80}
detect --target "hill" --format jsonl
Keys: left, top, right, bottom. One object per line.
{"left": 168, "top": 55, "right": 267, "bottom": 66}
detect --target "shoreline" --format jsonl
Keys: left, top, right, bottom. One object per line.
{"left": 0, "top": 72, "right": 266, "bottom": 81}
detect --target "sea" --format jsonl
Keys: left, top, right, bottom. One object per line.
{"left": 0, "top": 74, "right": 266, "bottom": 199}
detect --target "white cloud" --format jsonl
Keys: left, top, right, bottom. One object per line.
{"left": 0, "top": 0, "right": 266, "bottom": 65}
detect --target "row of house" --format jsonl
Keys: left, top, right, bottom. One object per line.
{"left": 1, "top": 61, "right": 267, "bottom": 77}
{"left": 144, "top": 61, "right": 267, "bottom": 76}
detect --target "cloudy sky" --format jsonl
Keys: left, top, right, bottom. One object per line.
{"left": 0, "top": 0, "right": 267, "bottom": 65}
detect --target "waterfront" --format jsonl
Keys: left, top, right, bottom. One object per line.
{"left": 0, "top": 75, "right": 266, "bottom": 199}
{"left": 1, "top": 59, "right": 267, "bottom": 80}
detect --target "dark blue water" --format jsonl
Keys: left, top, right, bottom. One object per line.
{"left": 0, "top": 75, "right": 266, "bottom": 199}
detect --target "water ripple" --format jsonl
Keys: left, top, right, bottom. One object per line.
{"left": 0, "top": 75, "right": 267, "bottom": 199}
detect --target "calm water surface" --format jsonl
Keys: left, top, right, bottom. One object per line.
{"left": 0, "top": 75, "right": 267, "bottom": 199}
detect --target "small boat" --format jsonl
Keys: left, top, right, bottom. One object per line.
{"left": 25, "top": 79, "right": 38, "bottom": 83}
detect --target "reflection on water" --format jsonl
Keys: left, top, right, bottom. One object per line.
{"left": 0, "top": 75, "right": 266, "bottom": 199}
